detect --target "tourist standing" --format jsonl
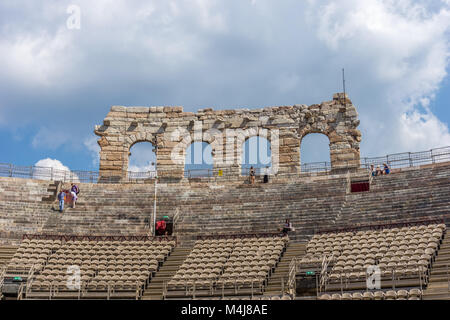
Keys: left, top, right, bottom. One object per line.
{"left": 58, "top": 190, "right": 65, "bottom": 213}
{"left": 383, "top": 163, "right": 390, "bottom": 175}
{"left": 281, "top": 219, "right": 293, "bottom": 236}
{"left": 249, "top": 166, "right": 256, "bottom": 185}
{"left": 71, "top": 190, "right": 78, "bottom": 208}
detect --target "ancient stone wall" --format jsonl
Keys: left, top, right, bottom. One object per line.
{"left": 94, "top": 93, "right": 361, "bottom": 179}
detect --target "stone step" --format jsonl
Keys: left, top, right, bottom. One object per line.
{"left": 142, "top": 246, "right": 192, "bottom": 300}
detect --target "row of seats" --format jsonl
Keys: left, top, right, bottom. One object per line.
{"left": 301, "top": 224, "right": 446, "bottom": 282}
{"left": 8, "top": 238, "right": 176, "bottom": 293}
{"left": 168, "top": 236, "right": 287, "bottom": 289}
{"left": 221, "top": 295, "right": 293, "bottom": 300}
{"left": 319, "top": 289, "right": 422, "bottom": 300}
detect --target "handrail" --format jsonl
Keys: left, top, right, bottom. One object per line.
{"left": 1, "top": 146, "right": 450, "bottom": 182}
{"left": 287, "top": 257, "right": 297, "bottom": 297}
{"left": 22, "top": 233, "right": 176, "bottom": 242}
{"left": 319, "top": 254, "right": 333, "bottom": 293}
{"left": 316, "top": 216, "right": 446, "bottom": 235}
{"left": 327, "top": 267, "right": 427, "bottom": 297}
{"left": 0, "top": 266, "right": 5, "bottom": 290}
{"left": 17, "top": 283, "right": 24, "bottom": 300}
{"left": 447, "top": 264, "right": 449, "bottom": 292}
{"left": 197, "top": 233, "right": 284, "bottom": 241}
{"left": 135, "top": 281, "right": 141, "bottom": 300}
{"left": 22, "top": 264, "right": 37, "bottom": 299}
{"left": 163, "top": 277, "right": 267, "bottom": 299}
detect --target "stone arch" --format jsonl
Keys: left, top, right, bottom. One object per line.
{"left": 170, "top": 127, "right": 222, "bottom": 174}
{"left": 184, "top": 141, "right": 214, "bottom": 177}
{"left": 240, "top": 135, "right": 272, "bottom": 175}
{"left": 123, "top": 132, "right": 157, "bottom": 173}
{"left": 236, "top": 128, "right": 277, "bottom": 176}
{"left": 95, "top": 93, "right": 361, "bottom": 179}
{"left": 299, "top": 132, "right": 331, "bottom": 172}
{"left": 127, "top": 141, "right": 157, "bottom": 178}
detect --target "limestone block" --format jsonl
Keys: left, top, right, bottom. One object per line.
{"left": 282, "top": 138, "right": 299, "bottom": 146}
{"left": 337, "top": 153, "right": 356, "bottom": 161}
{"left": 111, "top": 106, "right": 127, "bottom": 112}
{"left": 127, "top": 107, "right": 149, "bottom": 113}
{"left": 96, "top": 93, "right": 360, "bottom": 176}
{"left": 107, "top": 111, "right": 127, "bottom": 118}
{"left": 106, "top": 154, "right": 123, "bottom": 161}
{"left": 98, "top": 136, "right": 109, "bottom": 147}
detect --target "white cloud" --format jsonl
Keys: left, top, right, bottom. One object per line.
{"left": 305, "top": 0, "right": 450, "bottom": 157}
{"left": 1, "top": 0, "right": 450, "bottom": 165}
{"left": 33, "top": 158, "right": 79, "bottom": 182}
{"left": 83, "top": 135, "right": 100, "bottom": 167}
{"left": 397, "top": 110, "right": 450, "bottom": 151}
{"left": 32, "top": 127, "right": 69, "bottom": 150}
{"left": 129, "top": 142, "right": 156, "bottom": 172}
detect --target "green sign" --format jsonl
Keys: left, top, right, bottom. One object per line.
{"left": 305, "top": 271, "right": 315, "bottom": 276}
{"left": 13, "top": 277, "right": 22, "bottom": 281}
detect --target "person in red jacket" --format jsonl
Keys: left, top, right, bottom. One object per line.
{"left": 156, "top": 219, "right": 167, "bottom": 236}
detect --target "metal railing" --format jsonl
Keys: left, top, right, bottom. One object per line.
{"left": 24, "top": 279, "right": 143, "bottom": 300}
{"left": 22, "top": 233, "right": 176, "bottom": 242}
{"left": 315, "top": 217, "right": 446, "bottom": 235}
{"left": 162, "top": 279, "right": 266, "bottom": 300}
{"left": 241, "top": 166, "right": 271, "bottom": 176}
{"left": 184, "top": 168, "right": 214, "bottom": 178}
{"left": 0, "top": 266, "right": 5, "bottom": 293}
{"left": 1, "top": 146, "right": 450, "bottom": 183}
{"left": 287, "top": 257, "right": 297, "bottom": 298}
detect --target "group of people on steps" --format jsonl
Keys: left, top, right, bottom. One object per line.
{"left": 57, "top": 183, "right": 80, "bottom": 213}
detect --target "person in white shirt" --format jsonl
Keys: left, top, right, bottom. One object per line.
{"left": 71, "top": 190, "right": 78, "bottom": 208}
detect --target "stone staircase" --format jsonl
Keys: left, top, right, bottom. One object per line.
{"left": 264, "top": 242, "right": 306, "bottom": 295}
{"left": 336, "top": 164, "right": 450, "bottom": 229}
{"left": 423, "top": 235, "right": 450, "bottom": 300}
{"left": 0, "top": 177, "right": 55, "bottom": 245}
{"left": 142, "top": 245, "right": 192, "bottom": 300}
{"left": 0, "top": 245, "right": 17, "bottom": 268}
{"left": 1, "top": 163, "right": 450, "bottom": 247}
{"left": 174, "top": 177, "right": 349, "bottom": 243}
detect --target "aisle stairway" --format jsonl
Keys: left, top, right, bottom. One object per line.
{"left": 0, "top": 246, "right": 17, "bottom": 268}
{"left": 0, "top": 177, "right": 55, "bottom": 245}
{"left": 264, "top": 242, "right": 307, "bottom": 295}
{"left": 423, "top": 235, "right": 450, "bottom": 300}
{"left": 1, "top": 162, "right": 450, "bottom": 246}
{"left": 142, "top": 246, "right": 192, "bottom": 300}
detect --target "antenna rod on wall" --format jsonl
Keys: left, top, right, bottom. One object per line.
{"left": 342, "top": 68, "right": 346, "bottom": 97}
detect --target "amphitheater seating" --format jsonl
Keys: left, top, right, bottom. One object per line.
{"left": 304, "top": 223, "right": 446, "bottom": 299}
{"left": 0, "top": 245, "right": 17, "bottom": 269}
{"left": 319, "top": 288, "right": 423, "bottom": 300}
{"left": 2, "top": 163, "right": 450, "bottom": 247}
{"left": 336, "top": 164, "right": 450, "bottom": 229}
{"left": 0, "top": 178, "right": 56, "bottom": 245}
{"left": 222, "top": 294, "right": 293, "bottom": 300}
{"left": 166, "top": 236, "right": 288, "bottom": 297}
{"left": 7, "top": 237, "right": 176, "bottom": 299}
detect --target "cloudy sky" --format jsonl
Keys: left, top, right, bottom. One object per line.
{"left": 0, "top": 0, "right": 449, "bottom": 172}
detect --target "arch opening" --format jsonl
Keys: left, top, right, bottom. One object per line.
{"left": 300, "top": 133, "right": 331, "bottom": 172}
{"left": 184, "top": 142, "right": 213, "bottom": 178}
{"left": 241, "top": 136, "right": 272, "bottom": 176}
{"left": 128, "top": 141, "right": 157, "bottom": 179}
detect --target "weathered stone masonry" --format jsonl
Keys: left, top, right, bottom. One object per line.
{"left": 94, "top": 93, "right": 361, "bottom": 179}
